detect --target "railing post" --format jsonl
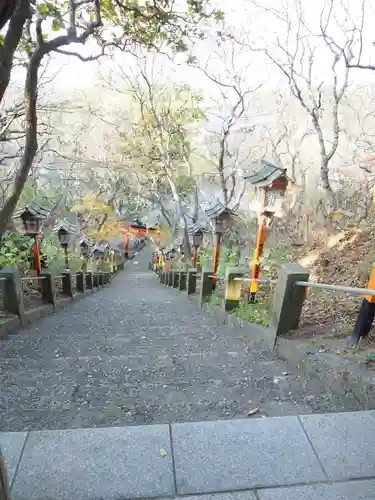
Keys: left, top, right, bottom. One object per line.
{"left": 85, "top": 272, "right": 93, "bottom": 291}
{"left": 168, "top": 270, "right": 174, "bottom": 287}
{"left": 62, "top": 271, "right": 73, "bottom": 298}
{"left": 173, "top": 270, "right": 180, "bottom": 288}
{"left": 200, "top": 268, "right": 213, "bottom": 307}
{"left": 179, "top": 271, "right": 187, "bottom": 291}
{"left": 76, "top": 272, "right": 85, "bottom": 293}
{"left": 0, "top": 268, "right": 25, "bottom": 325}
{"left": 269, "top": 263, "right": 309, "bottom": 348}
{"left": 40, "top": 271, "right": 56, "bottom": 309}
{"left": 187, "top": 269, "right": 196, "bottom": 295}
{"left": 224, "top": 266, "right": 244, "bottom": 311}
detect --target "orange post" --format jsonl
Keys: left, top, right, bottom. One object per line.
{"left": 212, "top": 232, "right": 222, "bottom": 289}
{"left": 249, "top": 217, "right": 267, "bottom": 303}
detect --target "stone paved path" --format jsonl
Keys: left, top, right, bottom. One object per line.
{"left": 0, "top": 249, "right": 362, "bottom": 431}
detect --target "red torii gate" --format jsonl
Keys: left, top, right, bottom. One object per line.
{"left": 119, "top": 221, "right": 161, "bottom": 259}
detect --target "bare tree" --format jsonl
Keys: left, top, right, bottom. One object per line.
{"left": 190, "top": 37, "right": 260, "bottom": 209}
{"left": 246, "top": 0, "right": 354, "bottom": 211}
{"left": 319, "top": 0, "right": 375, "bottom": 72}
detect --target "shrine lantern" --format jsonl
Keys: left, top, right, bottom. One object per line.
{"left": 245, "top": 160, "right": 288, "bottom": 220}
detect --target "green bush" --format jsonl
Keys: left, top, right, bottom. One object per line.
{"left": 0, "top": 232, "right": 33, "bottom": 270}
{"left": 233, "top": 299, "right": 270, "bottom": 326}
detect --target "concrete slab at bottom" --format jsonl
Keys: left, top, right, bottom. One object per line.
{"left": 11, "top": 425, "right": 174, "bottom": 500}
{"left": 0, "top": 432, "right": 27, "bottom": 485}
{"left": 258, "top": 479, "right": 375, "bottom": 499}
{"left": 157, "top": 481, "right": 375, "bottom": 500}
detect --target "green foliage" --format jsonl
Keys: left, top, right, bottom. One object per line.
{"left": 120, "top": 82, "right": 204, "bottom": 203}
{"left": 260, "top": 241, "right": 292, "bottom": 279}
{"left": 218, "top": 246, "right": 240, "bottom": 276}
{"left": 42, "top": 232, "right": 82, "bottom": 274}
{"left": 208, "top": 293, "right": 222, "bottom": 307}
{"left": 0, "top": 232, "right": 33, "bottom": 270}
{"left": 233, "top": 300, "right": 270, "bottom": 326}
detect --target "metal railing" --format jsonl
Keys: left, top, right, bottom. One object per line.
{"left": 20, "top": 276, "right": 46, "bottom": 281}
{"left": 234, "top": 277, "right": 278, "bottom": 285}
{"left": 295, "top": 280, "right": 375, "bottom": 298}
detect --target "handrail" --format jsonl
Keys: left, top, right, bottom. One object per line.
{"left": 295, "top": 280, "right": 375, "bottom": 298}
{"left": 20, "top": 276, "right": 46, "bottom": 281}
{"left": 234, "top": 277, "right": 278, "bottom": 285}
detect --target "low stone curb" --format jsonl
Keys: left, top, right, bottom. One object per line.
{"left": 176, "top": 282, "right": 375, "bottom": 408}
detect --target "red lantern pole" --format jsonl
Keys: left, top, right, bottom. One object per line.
{"left": 33, "top": 236, "right": 41, "bottom": 275}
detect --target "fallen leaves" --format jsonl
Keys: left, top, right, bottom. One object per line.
{"left": 247, "top": 407, "right": 259, "bottom": 417}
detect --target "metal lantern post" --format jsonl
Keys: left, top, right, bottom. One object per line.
{"left": 15, "top": 202, "right": 49, "bottom": 275}
{"left": 245, "top": 160, "right": 288, "bottom": 302}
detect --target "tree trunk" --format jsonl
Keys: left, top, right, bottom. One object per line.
{"left": 320, "top": 157, "right": 336, "bottom": 212}
{"left": 0, "top": 0, "right": 30, "bottom": 105}
{"left": 0, "top": 48, "right": 43, "bottom": 236}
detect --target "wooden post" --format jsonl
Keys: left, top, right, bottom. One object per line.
{"left": 249, "top": 217, "right": 267, "bottom": 303}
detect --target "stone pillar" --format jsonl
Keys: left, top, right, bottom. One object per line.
{"left": 62, "top": 271, "right": 73, "bottom": 298}
{"left": 0, "top": 268, "right": 25, "bottom": 325}
{"left": 224, "top": 266, "right": 245, "bottom": 312}
{"left": 200, "top": 268, "right": 213, "bottom": 307}
{"left": 76, "top": 272, "right": 85, "bottom": 293}
{"left": 173, "top": 271, "right": 180, "bottom": 288}
{"left": 40, "top": 271, "right": 56, "bottom": 309}
{"left": 168, "top": 270, "right": 174, "bottom": 287}
{"left": 269, "top": 263, "right": 309, "bottom": 348}
{"left": 85, "top": 272, "right": 93, "bottom": 291}
{"left": 179, "top": 271, "right": 187, "bottom": 291}
{"left": 187, "top": 269, "right": 197, "bottom": 295}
